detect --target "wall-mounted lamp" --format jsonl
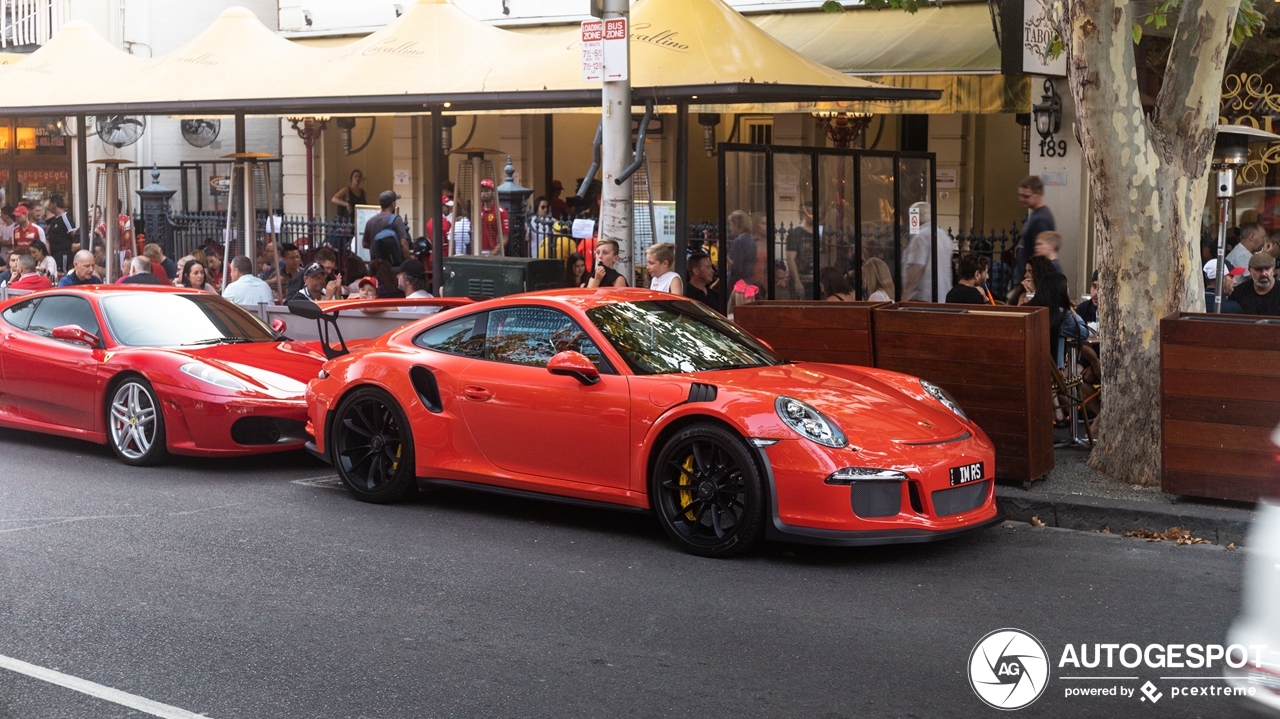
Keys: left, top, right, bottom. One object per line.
{"left": 1031, "top": 79, "right": 1062, "bottom": 140}
{"left": 697, "top": 113, "right": 721, "bottom": 157}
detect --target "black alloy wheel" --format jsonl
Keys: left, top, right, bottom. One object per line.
{"left": 331, "top": 387, "right": 417, "bottom": 503}
{"left": 651, "top": 423, "right": 765, "bottom": 557}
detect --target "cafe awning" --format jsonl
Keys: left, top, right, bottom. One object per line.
{"left": 750, "top": 3, "right": 1001, "bottom": 76}
{"left": 519, "top": 0, "right": 939, "bottom": 104}
{"left": 0, "top": 0, "right": 935, "bottom": 116}
{"left": 0, "top": 21, "right": 145, "bottom": 112}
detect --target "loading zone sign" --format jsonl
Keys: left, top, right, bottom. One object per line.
{"left": 582, "top": 17, "right": 628, "bottom": 83}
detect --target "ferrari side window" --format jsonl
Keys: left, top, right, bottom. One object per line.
{"left": 413, "top": 312, "right": 488, "bottom": 359}
{"left": 485, "top": 307, "right": 607, "bottom": 370}
{"left": 1, "top": 298, "right": 39, "bottom": 331}
{"left": 26, "top": 296, "right": 101, "bottom": 341}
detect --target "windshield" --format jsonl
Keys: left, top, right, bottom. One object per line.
{"left": 586, "top": 300, "right": 779, "bottom": 375}
{"left": 101, "top": 293, "right": 279, "bottom": 347}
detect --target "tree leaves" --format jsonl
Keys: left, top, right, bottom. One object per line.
{"left": 823, "top": 0, "right": 943, "bottom": 14}
{"left": 1130, "top": 0, "right": 1266, "bottom": 47}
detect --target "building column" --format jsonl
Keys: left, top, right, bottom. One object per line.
{"left": 1029, "top": 76, "right": 1090, "bottom": 298}
{"left": 392, "top": 115, "right": 418, "bottom": 234}
{"left": 928, "top": 114, "right": 968, "bottom": 234}
{"left": 279, "top": 119, "right": 309, "bottom": 216}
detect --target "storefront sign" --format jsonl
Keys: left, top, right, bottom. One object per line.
{"left": 16, "top": 170, "right": 68, "bottom": 183}
{"left": 1001, "top": 0, "right": 1066, "bottom": 78}
{"left": 1221, "top": 72, "right": 1280, "bottom": 186}
{"left": 936, "top": 168, "right": 957, "bottom": 189}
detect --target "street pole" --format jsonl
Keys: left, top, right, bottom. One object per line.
{"left": 600, "top": 0, "right": 633, "bottom": 284}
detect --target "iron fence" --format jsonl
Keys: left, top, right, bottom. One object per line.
{"left": 951, "top": 223, "right": 1021, "bottom": 301}
{"left": 165, "top": 211, "right": 355, "bottom": 260}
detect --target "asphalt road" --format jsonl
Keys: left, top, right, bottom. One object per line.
{"left": 0, "top": 428, "right": 1253, "bottom": 719}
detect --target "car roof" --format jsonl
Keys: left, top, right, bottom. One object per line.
{"left": 473, "top": 287, "right": 689, "bottom": 312}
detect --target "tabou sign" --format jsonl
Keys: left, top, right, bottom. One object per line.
{"left": 1000, "top": 0, "right": 1067, "bottom": 77}
{"left": 581, "top": 17, "right": 628, "bottom": 83}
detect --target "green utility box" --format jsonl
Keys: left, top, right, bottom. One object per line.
{"left": 442, "top": 256, "right": 565, "bottom": 298}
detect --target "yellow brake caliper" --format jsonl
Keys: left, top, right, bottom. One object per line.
{"left": 679, "top": 455, "right": 697, "bottom": 520}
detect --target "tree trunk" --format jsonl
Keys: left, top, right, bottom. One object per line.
{"left": 1064, "top": 0, "right": 1239, "bottom": 485}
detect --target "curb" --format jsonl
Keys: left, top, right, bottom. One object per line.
{"left": 995, "top": 488, "right": 1256, "bottom": 546}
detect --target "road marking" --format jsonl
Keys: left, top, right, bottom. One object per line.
{"left": 0, "top": 653, "right": 212, "bottom": 718}
{"left": 291, "top": 476, "right": 343, "bottom": 490}
{"left": 0, "top": 514, "right": 144, "bottom": 534}
{"left": 168, "top": 503, "right": 243, "bottom": 516}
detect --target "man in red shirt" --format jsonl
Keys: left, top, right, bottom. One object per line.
{"left": 477, "top": 179, "right": 509, "bottom": 255}
{"left": 11, "top": 206, "right": 44, "bottom": 250}
{"left": 10, "top": 252, "right": 52, "bottom": 290}
{"left": 548, "top": 180, "right": 568, "bottom": 219}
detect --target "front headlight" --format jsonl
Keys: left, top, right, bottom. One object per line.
{"left": 180, "top": 362, "right": 246, "bottom": 390}
{"left": 921, "top": 380, "right": 967, "bottom": 421}
{"left": 775, "top": 396, "right": 847, "bottom": 448}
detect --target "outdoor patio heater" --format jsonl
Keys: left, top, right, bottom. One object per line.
{"left": 1211, "top": 125, "right": 1280, "bottom": 312}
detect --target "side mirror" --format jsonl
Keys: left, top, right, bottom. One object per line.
{"left": 271, "top": 318, "right": 287, "bottom": 333}
{"left": 51, "top": 324, "right": 100, "bottom": 349}
{"left": 547, "top": 350, "right": 600, "bottom": 386}
{"left": 286, "top": 298, "right": 323, "bottom": 320}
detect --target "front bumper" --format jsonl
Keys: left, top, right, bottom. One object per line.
{"left": 156, "top": 384, "right": 310, "bottom": 457}
{"left": 756, "top": 434, "right": 1000, "bottom": 546}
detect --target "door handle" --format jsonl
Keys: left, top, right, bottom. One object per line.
{"left": 463, "top": 385, "right": 493, "bottom": 402}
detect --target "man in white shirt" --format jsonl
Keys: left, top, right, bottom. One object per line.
{"left": 901, "top": 202, "right": 953, "bottom": 302}
{"left": 394, "top": 258, "right": 438, "bottom": 315}
{"left": 221, "top": 255, "right": 275, "bottom": 307}
{"left": 1227, "top": 223, "right": 1266, "bottom": 271}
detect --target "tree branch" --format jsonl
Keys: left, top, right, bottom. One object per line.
{"left": 1152, "top": 0, "right": 1240, "bottom": 168}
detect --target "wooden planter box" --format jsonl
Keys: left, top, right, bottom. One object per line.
{"left": 733, "top": 301, "right": 886, "bottom": 367}
{"left": 873, "top": 303, "right": 1054, "bottom": 484}
{"left": 1160, "top": 312, "right": 1280, "bottom": 502}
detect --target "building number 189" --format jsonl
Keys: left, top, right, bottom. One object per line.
{"left": 1039, "top": 137, "right": 1068, "bottom": 158}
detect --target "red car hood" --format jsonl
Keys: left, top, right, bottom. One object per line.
{"left": 167, "top": 340, "right": 324, "bottom": 394}
{"left": 693, "top": 363, "right": 968, "bottom": 444}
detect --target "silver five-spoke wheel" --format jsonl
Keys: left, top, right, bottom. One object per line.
{"left": 108, "top": 378, "right": 168, "bottom": 466}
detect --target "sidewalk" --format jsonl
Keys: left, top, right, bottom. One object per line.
{"left": 995, "top": 447, "right": 1258, "bottom": 546}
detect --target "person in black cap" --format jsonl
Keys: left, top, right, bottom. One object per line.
{"left": 362, "top": 190, "right": 410, "bottom": 266}
{"left": 393, "top": 257, "right": 438, "bottom": 314}
{"left": 293, "top": 261, "right": 343, "bottom": 302}
{"left": 394, "top": 258, "right": 432, "bottom": 299}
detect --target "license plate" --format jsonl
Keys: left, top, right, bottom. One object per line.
{"left": 950, "top": 461, "right": 984, "bottom": 486}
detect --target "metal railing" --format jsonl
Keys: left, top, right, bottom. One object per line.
{"left": 1, "top": 0, "right": 69, "bottom": 47}
{"left": 951, "top": 223, "right": 1022, "bottom": 302}
{"left": 166, "top": 211, "right": 355, "bottom": 260}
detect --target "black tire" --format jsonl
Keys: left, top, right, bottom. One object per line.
{"left": 650, "top": 423, "right": 766, "bottom": 558}
{"left": 330, "top": 386, "right": 417, "bottom": 503}
{"left": 107, "top": 376, "right": 169, "bottom": 466}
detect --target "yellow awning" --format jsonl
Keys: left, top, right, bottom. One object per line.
{"left": 0, "top": 21, "right": 145, "bottom": 111}
{"left": 706, "top": 74, "right": 1032, "bottom": 115}
{"left": 750, "top": 3, "right": 1001, "bottom": 76}
{"left": 520, "top": 0, "right": 938, "bottom": 104}
{"left": 134, "top": 7, "right": 326, "bottom": 105}
{"left": 0, "top": 0, "right": 934, "bottom": 116}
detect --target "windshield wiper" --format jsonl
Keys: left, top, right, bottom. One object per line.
{"left": 182, "top": 337, "right": 255, "bottom": 346}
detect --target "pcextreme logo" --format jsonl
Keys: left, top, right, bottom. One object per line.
{"left": 969, "top": 628, "right": 1051, "bottom": 710}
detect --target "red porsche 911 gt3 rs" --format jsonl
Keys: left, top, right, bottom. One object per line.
{"left": 302, "top": 288, "right": 1002, "bottom": 557}
{"left": 0, "top": 285, "right": 325, "bottom": 465}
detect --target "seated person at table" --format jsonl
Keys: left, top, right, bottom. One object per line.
{"left": 684, "top": 251, "right": 720, "bottom": 308}
{"left": 1076, "top": 269, "right": 1100, "bottom": 322}
{"left": 1203, "top": 259, "right": 1244, "bottom": 314}
{"left": 946, "top": 254, "right": 993, "bottom": 304}
{"left": 1229, "top": 252, "right": 1280, "bottom": 316}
